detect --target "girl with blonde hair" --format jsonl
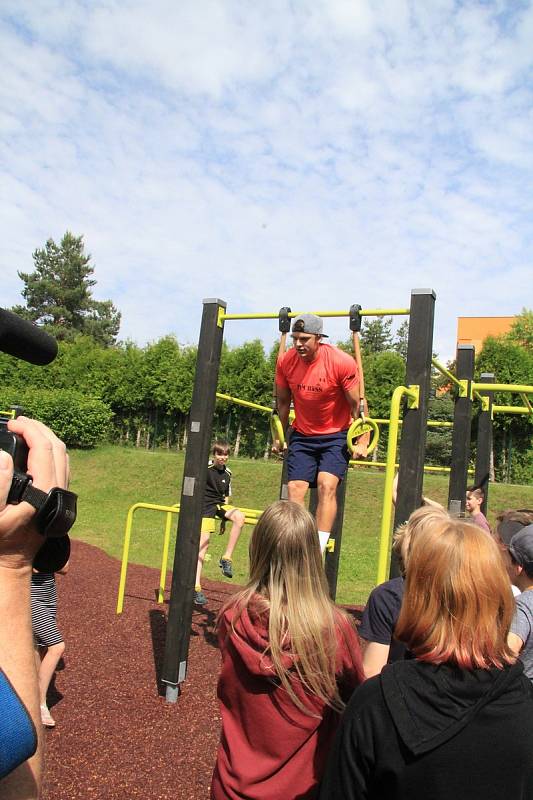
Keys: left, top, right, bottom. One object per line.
{"left": 320, "top": 518, "right": 533, "bottom": 800}
{"left": 211, "top": 500, "right": 363, "bottom": 800}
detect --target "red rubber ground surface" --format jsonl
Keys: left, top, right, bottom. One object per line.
{"left": 41, "top": 539, "right": 362, "bottom": 800}
{"left": 41, "top": 539, "right": 233, "bottom": 800}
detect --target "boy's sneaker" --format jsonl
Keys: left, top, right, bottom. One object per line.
{"left": 194, "top": 589, "right": 208, "bottom": 606}
{"left": 219, "top": 558, "right": 233, "bottom": 578}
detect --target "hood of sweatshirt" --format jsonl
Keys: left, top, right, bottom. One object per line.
{"left": 381, "top": 659, "right": 525, "bottom": 756}
{"left": 220, "top": 603, "right": 297, "bottom": 679}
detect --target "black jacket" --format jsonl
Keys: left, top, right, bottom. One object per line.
{"left": 319, "top": 660, "right": 533, "bottom": 800}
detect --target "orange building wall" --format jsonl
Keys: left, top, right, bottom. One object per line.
{"left": 457, "top": 317, "right": 515, "bottom": 355}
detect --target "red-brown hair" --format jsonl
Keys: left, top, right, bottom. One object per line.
{"left": 396, "top": 518, "right": 515, "bottom": 669}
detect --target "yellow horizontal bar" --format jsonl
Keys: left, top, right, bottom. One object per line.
{"left": 221, "top": 308, "right": 410, "bottom": 321}
{"left": 216, "top": 392, "right": 271, "bottom": 414}
{"left": 473, "top": 383, "right": 533, "bottom": 394}
{"left": 350, "top": 460, "right": 466, "bottom": 474}
{"left": 371, "top": 418, "right": 452, "bottom": 428}
{"left": 493, "top": 405, "right": 532, "bottom": 415}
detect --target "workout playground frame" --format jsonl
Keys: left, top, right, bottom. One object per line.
{"left": 154, "top": 291, "right": 532, "bottom": 704}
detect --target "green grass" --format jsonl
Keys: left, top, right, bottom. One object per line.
{"left": 69, "top": 445, "right": 533, "bottom": 605}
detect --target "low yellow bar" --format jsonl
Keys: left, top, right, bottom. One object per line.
{"left": 370, "top": 418, "right": 453, "bottom": 428}
{"left": 493, "top": 405, "right": 532, "bottom": 415}
{"left": 116, "top": 502, "right": 180, "bottom": 614}
{"left": 221, "top": 308, "right": 410, "bottom": 321}
{"left": 473, "top": 383, "right": 533, "bottom": 394}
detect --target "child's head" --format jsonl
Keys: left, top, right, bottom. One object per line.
{"left": 397, "top": 518, "right": 515, "bottom": 670}
{"left": 466, "top": 485, "right": 484, "bottom": 514}
{"left": 248, "top": 500, "right": 325, "bottom": 598}
{"left": 212, "top": 440, "right": 230, "bottom": 466}
{"left": 392, "top": 505, "right": 449, "bottom": 577}
{"left": 508, "top": 524, "right": 533, "bottom": 582}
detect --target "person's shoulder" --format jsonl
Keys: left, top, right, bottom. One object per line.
{"left": 368, "top": 576, "right": 404, "bottom": 605}
{"left": 344, "top": 673, "right": 384, "bottom": 716}
{"left": 516, "top": 590, "right": 533, "bottom": 612}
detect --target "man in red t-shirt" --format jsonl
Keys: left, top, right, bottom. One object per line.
{"left": 275, "top": 313, "right": 360, "bottom": 551}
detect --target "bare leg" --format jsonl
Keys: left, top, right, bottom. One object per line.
{"left": 195, "top": 533, "right": 210, "bottom": 587}
{"left": 316, "top": 472, "right": 340, "bottom": 532}
{"left": 222, "top": 510, "right": 246, "bottom": 560}
{"left": 288, "top": 480, "right": 309, "bottom": 506}
{"left": 38, "top": 641, "right": 65, "bottom": 706}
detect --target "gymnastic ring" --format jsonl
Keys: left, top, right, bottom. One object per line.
{"left": 347, "top": 417, "right": 379, "bottom": 456}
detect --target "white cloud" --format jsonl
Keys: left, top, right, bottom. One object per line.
{"left": 1, "top": 0, "right": 532, "bottom": 362}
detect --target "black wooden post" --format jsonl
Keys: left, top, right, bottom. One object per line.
{"left": 475, "top": 372, "right": 494, "bottom": 515}
{"left": 447, "top": 345, "right": 475, "bottom": 516}
{"left": 391, "top": 289, "right": 436, "bottom": 578}
{"left": 161, "top": 298, "right": 226, "bottom": 702}
{"left": 322, "top": 481, "right": 348, "bottom": 600}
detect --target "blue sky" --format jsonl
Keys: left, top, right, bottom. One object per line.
{"left": 1, "top": 0, "right": 532, "bottom": 360}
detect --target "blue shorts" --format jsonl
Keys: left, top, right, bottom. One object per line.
{"left": 287, "top": 430, "right": 350, "bottom": 487}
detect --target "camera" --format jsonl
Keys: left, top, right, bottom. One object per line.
{"left": 0, "top": 407, "right": 29, "bottom": 503}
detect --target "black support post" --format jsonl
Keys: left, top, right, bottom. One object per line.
{"left": 475, "top": 372, "right": 494, "bottom": 515}
{"left": 391, "top": 289, "right": 436, "bottom": 578}
{"left": 321, "top": 481, "right": 348, "bottom": 600}
{"left": 447, "top": 345, "right": 475, "bottom": 516}
{"left": 161, "top": 298, "right": 226, "bottom": 702}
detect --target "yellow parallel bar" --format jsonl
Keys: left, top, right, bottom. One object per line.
{"left": 221, "top": 308, "right": 410, "bottom": 321}
{"left": 216, "top": 392, "right": 271, "bottom": 414}
{"left": 370, "top": 418, "right": 453, "bottom": 428}
{"left": 116, "top": 502, "right": 180, "bottom": 615}
{"left": 350, "top": 460, "right": 474, "bottom": 474}
{"left": 376, "top": 386, "right": 418, "bottom": 586}
{"left": 431, "top": 358, "right": 462, "bottom": 389}
{"left": 158, "top": 512, "right": 174, "bottom": 604}
{"left": 493, "top": 405, "right": 532, "bottom": 415}
{"left": 473, "top": 383, "right": 533, "bottom": 394}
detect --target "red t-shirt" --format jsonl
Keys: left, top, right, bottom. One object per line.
{"left": 275, "top": 344, "right": 359, "bottom": 435}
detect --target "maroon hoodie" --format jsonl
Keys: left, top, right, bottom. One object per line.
{"left": 211, "top": 601, "right": 364, "bottom": 800}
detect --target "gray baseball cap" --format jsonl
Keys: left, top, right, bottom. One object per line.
{"left": 291, "top": 313, "right": 328, "bottom": 337}
{"left": 509, "top": 524, "right": 533, "bottom": 569}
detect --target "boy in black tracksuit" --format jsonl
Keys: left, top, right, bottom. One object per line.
{"left": 194, "top": 441, "right": 245, "bottom": 606}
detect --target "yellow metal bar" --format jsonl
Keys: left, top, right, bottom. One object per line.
{"left": 370, "top": 417, "right": 453, "bottom": 428}
{"left": 221, "top": 308, "right": 410, "bottom": 321}
{"left": 216, "top": 392, "right": 271, "bottom": 414}
{"left": 116, "top": 502, "right": 180, "bottom": 614}
{"left": 473, "top": 383, "right": 533, "bottom": 394}
{"left": 350, "top": 460, "right": 472, "bottom": 474}
{"left": 520, "top": 393, "right": 532, "bottom": 413}
{"left": 431, "top": 358, "right": 462, "bottom": 389}
{"left": 157, "top": 511, "right": 174, "bottom": 604}
{"left": 493, "top": 405, "right": 532, "bottom": 415}
{"left": 116, "top": 505, "right": 135, "bottom": 614}
{"left": 376, "top": 386, "right": 418, "bottom": 585}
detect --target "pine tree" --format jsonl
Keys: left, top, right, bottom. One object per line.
{"left": 12, "top": 231, "right": 121, "bottom": 346}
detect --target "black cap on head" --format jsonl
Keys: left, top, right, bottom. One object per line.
{"left": 509, "top": 524, "right": 533, "bottom": 571}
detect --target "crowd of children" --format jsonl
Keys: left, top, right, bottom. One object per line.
{"left": 198, "top": 443, "right": 533, "bottom": 799}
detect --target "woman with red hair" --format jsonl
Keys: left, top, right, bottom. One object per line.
{"left": 319, "top": 517, "right": 533, "bottom": 800}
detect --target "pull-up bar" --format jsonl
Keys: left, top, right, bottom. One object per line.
{"left": 221, "top": 308, "right": 410, "bottom": 321}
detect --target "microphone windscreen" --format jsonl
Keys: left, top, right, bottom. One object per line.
{"left": 0, "top": 309, "right": 58, "bottom": 365}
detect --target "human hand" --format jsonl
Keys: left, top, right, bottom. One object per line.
{"left": 0, "top": 417, "right": 69, "bottom": 569}
{"left": 271, "top": 439, "right": 287, "bottom": 456}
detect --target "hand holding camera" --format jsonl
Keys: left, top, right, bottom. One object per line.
{"left": 0, "top": 416, "right": 74, "bottom": 570}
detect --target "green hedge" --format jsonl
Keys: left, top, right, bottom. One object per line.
{"left": 0, "top": 388, "right": 113, "bottom": 448}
